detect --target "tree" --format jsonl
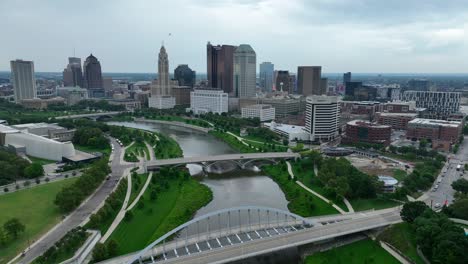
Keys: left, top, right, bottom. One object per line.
{"left": 3, "top": 218, "right": 25, "bottom": 238}
{"left": 419, "top": 138, "right": 428, "bottom": 149}
{"left": 24, "top": 163, "right": 44, "bottom": 178}
{"left": 401, "top": 201, "right": 428, "bottom": 223}
{"left": 452, "top": 179, "right": 468, "bottom": 194}
{"left": 447, "top": 199, "right": 468, "bottom": 220}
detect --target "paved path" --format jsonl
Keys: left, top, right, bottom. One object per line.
{"left": 15, "top": 138, "right": 132, "bottom": 264}
{"left": 380, "top": 241, "right": 412, "bottom": 264}
{"left": 343, "top": 198, "right": 355, "bottom": 213}
{"left": 127, "top": 173, "right": 153, "bottom": 211}
{"left": 226, "top": 131, "right": 258, "bottom": 150}
{"left": 286, "top": 161, "right": 346, "bottom": 214}
{"left": 100, "top": 173, "right": 132, "bottom": 243}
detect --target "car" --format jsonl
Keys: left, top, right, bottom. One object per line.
{"left": 435, "top": 184, "right": 439, "bottom": 189}
{"left": 432, "top": 188, "right": 437, "bottom": 192}
{"left": 434, "top": 203, "right": 441, "bottom": 208}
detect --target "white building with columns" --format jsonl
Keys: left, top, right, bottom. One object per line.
{"left": 305, "top": 95, "right": 340, "bottom": 142}
{"left": 188, "top": 89, "right": 228, "bottom": 114}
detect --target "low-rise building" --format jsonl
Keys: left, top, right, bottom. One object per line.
{"left": 343, "top": 120, "right": 391, "bottom": 145}
{"left": 21, "top": 97, "right": 65, "bottom": 109}
{"left": 0, "top": 124, "right": 75, "bottom": 161}
{"left": 378, "top": 175, "right": 398, "bottom": 193}
{"left": 108, "top": 99, "right": 141, "bottom": 111}
{"left": 188, "top": 89, "right": 228, "bottom": 114}
{"left": 241, "top": 104, "right": 275, "bottom": 122}
{"left": 171, "top": 86, "right": 192, "bottom": 106}
{"left": 56, "top": 87, "right": 89, "bottom": 105}
{"left": 11, "top": 123, "right": 75, "bottom": 142}
{"left": 406, "top": 118, "right": 462, "bottom": 150}
{"left": 375, "top": 112, "right": 418, "bottom": 130}
{"left": 264, "top": 122, "right": 310, "bottom": 141}
{"left": 148, "top": 95, "right": 176, "bottom": 109}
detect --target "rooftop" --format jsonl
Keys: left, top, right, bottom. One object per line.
{"left": 265, "top": 122, "right": 307, "bottom": 134}
{"left": 377, "top": 112, "right": 418, "bottom": 117}
{"left": 408, "top": 118, "right": 461, "bottom": 128}
{"left": 12, "top": 122, "right": 64, "bottom": 130}
{"left": 347, "top": 120, "right": 391, "bottom": 128}
{"left": 0, "top": 124, "right": 19, "bottom": 134}
{"left": 378, "top": 175, "right": 398, "bottom": 186}
{"left": 243, "top": 104, "right": 273, "bottom": 110}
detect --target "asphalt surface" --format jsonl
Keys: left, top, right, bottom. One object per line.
{"left": 426, "top": 136, "right": 468, "bottom": 208}
{"left": 16, "top": 138, "right": 132, "bottom": 264}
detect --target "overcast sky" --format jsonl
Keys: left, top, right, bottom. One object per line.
{"left": 1, "top": 0, "right": 468, "bottom": 73}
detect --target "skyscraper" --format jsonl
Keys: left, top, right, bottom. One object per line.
{"left": 63, "top": 57, "right": 83, "bottom": 87}
{"left": 207, "top": 42, "right": 236, "bottom": 95}
{"left": 320, "top": 77, "right": 328, "bottom": 95}
{"left": 10, "top": 59, "right": 36, "bottom": 103}
{"left": 275, "top": 71, "right": 290, "bottom": 92}
{"left": 259, "top": 62, "right": 274, "bottom": 92}
{"left": 83, "top": 54, "right": 104, "bottom": 97}
{"left": 343, "top": 72, "right": 351, "bottom": 84}
{"left": 174, "top": 64, "right": 196, "bottom": 87}
{"left": 305, "top": 95, "right": 339, "bottom": 142}
{"left": 233, "top": 44, "right": 256, "bottom": 98}
{"left": 156, "top": 45, "right": 171, "bottom": 96}
{"left": 297, "top": 66, "right": 322, "bottom": 96}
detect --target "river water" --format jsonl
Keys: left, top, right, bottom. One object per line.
{"left": 108, "top": 121, "right": 299, "bottom": 263}
{"left": 107, "top": 121, "right": 289, "bottom": 215}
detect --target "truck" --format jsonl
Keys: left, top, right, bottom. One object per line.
{"left": 457, "top": 164, "right": 462, "bottom": 171}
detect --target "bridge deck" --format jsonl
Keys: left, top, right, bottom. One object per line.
{"left": 145, "top": 152, "right": 300, "bottom": 168}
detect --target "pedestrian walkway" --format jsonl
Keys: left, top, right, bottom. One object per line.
{"left": 127, "top": 172, "right": 153, "bottom": 211}
{"left": 100, "top": 171, "right": 132, "bottom": 243}
{"left": 286, "top": 161, "right": 346, "bottom": 214}
{"left": 343, "top": 198, "right": 355, "bottom": 213}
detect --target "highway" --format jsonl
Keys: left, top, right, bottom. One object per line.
{"left": 96, "top": 208, "right": 401, "bottom": 264}
{"left": 425, "top": 135, "right": 468, "bottom": 208}
{"left": 15, "top": 138, "right": 132, "bottom": 264}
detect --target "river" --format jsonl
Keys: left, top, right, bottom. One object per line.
{"left": 107, "top": 121, "right": 299, "bottom": 263}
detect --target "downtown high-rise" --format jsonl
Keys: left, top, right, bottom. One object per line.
{"left": 10, "top": 59, "right": 36, "bottom": 103}
{"left": 83, "top": 54, "right": 104, "bottom": 97}
{"left": 174, "top": 64, "right": 196, "bottom": 88}
{"left": 297, "top": 66, "right": 323, "bottom": 96}
{"left": 259, "top": 62, "right": 274, "bottom": 92}
{"left": 149, "top": 45, "right": 175, "bottom": 109}
{"left": 207, "top": 42, "right": 236, "bottom": 95}
{"left": 233, "top": 44, "right": 256, "bottom": 98}
{"left": 63, "top": 57, "right": 83, "bottom": 87}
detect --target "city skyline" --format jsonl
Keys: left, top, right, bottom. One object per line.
{"left": 2, "top": 0, "right": 468, "bottom": 73}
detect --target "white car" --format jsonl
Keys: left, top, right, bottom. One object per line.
{"left": 434, "top": 203, "right": 441, "bottom": 208}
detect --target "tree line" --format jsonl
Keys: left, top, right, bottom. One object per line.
{"left": 0, "top": 150, "right": 44, "bottom": 186}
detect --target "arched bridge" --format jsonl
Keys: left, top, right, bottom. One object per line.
{"left": 96, "top": 207, "right": 401, "bottom": 264}
{"left": 127, "top": 206, "right": 316, "bottom": 264}
{"left": 145, "top": 152, "right": 300, "bottom": 171}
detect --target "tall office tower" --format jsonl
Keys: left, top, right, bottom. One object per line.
{"left": 233, "top": 44, "right": 256, "bottom": 98}
{"left": 174, "top": 64, "right": 196, "bottom": 87}
{"left": 10, "top": 59, "right": 36, "bottom": 103}
{"left": 305, "top": 95, "right": 339, "bottom": 142}
{"left": 259, "top": 62, "right": 274, "bottom": 92}
{"left": 297, "top": 66, "right": 322, "bottom": 96}
{"left": 156, "top": 45, "right": 171, "bottom": 95}
{"left": 62, "top": 57, "right": 83, "bottom": 87}
{"left": 83, "top": 54, "right": 104, "bottom": 97}
{"left": 345, "top": 81, "right": 362, "bottom": 97}
{"left": 343, "top": 72, "right": 351, "bottom": 84}
{"left": 320, "top": 78, "right": 328, "bottom": 94}
{"left": 288, "top": 74, "right": 296, "bottom": 94}
{"left": 407, "top": 79, "right": 430, "bottom": 91}
{"left": 207, "top": 42, "right": 236, "bottom": 95}
{"left": 275, "top": 71, "right": 290, "bottom": 92}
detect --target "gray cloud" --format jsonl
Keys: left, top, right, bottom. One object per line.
{"left": 1, "top": 0, "right": 467, "bottom": 73}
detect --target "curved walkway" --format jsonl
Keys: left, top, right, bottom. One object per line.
{"left": 100, "top": 173, "right": 132, "bottom": 243}
{"left": 127, "top": 172, "right": 153, "bottom": 211}
{"left": 286, "top": 161, "right": 347, "bottom": 214}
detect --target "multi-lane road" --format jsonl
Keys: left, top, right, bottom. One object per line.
{"left": 15, "top": 138, "right": 132, "bottom": 264}
{"left": 425, "top": 136, "right": 468, "bottom": 208}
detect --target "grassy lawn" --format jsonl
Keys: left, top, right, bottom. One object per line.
{"left": 378, "top": 223, "right": 426, "bottom": 264}
{"left": 291, "top": 162, "right": 348, "bottom": 212}
{"left": 209, "top": 131, "right": 257, "bottom": 153}
{"left": 305, "top": 239, "right": 400, "bottom": 264}
{"left": 350, "top": 198, "right": 402, "bottom": 211}
{"left": 27, "top": 155, "right": 55, "bottom": 165}
{"left": 128, "top": 173, "right": 149, "bottom": 206}
{"left": 125, "top": 141, "right": 149, "bottom": 161}
{"left": 0, "top": 178, "right": 78, "bottom": 264}
{"left": 392, "top": 169, "right": 407, "bottom": 182}
{"left": 263, "top": 163, "right": 338, "bottom": 217}
{"left": 108, "top": 177, "right": 212, "bottom": 255}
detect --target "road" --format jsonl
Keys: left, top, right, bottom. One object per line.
{"left": 425, "top": 135, "right": 468, "bottom": 208}
{"left": 98, "top": 208, "right": 401, "bottom": 264}
{"left": 15, "top": 138, "right": 132, "bottom": 264}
